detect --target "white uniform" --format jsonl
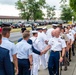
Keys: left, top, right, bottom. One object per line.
{"left": 68, "top": 32, "right": 74, "bottom": 42}
{"left": 1, "top": 37, "right": 17, "bottom": 62}
{"left": 30, "top": 36, "right": 42, "bottom": 75}
{"left": 38, "top": 32, "right": 47, "bottom": 69}
{"left": 46, "top": 28, "right": 54, "bottom": 40}
{"left": 70, "top": 29, "right": 76, "bottom": 35}
{"left": 42, "top": 32, "right": 49, "bottom": 64}
{"left": 48, "top": 37, "right": 66, "bottom": 51}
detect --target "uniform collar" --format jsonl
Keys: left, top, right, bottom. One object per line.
{"left": 2, "top": 37, "right": 9, "bottom": 40}
{"left": 22, "top": 39, "right": 27, "bottom": 43}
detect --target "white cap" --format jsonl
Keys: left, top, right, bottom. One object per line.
{"left": 52, "top": 24, "right": 58, "bottom": 26}
{"left": 32, "top": 30, "right": 38, "bottom": 33}
{"left": 42, "top": 26, "right": 47, "bottom": 30}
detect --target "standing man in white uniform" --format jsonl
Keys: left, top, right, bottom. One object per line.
{"left": 37, "top": 28, "right": 48, "bottom": 69}
{"left": 46, "top": 24, "right": 58, "bottom": 41}
{"left": 43, "top": 27, "right": 66, "bottom": 75}
{"left": 42, "top": 27, "right": 49, "bottom": 64}
{"left": 30, "top": 31, "right": 40, "bottom": 75}
{"left": 1, "top": 27, "right": 18, "bottom": 75}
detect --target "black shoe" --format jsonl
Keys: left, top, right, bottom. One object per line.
{"left": 64, "top": 67, "right": 67, "bottom": 71}
{"left": 69, "top": 59, "right": 71, "bottom": 62}
{"left": 67, "top": 62, "right": 70, "bottom": 66}
{"left": 73, "top": 53, "right": 75, "bottom": 56}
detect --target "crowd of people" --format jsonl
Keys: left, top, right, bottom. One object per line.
{"left": 0, "top": 23, "right": 76, "bottom": 75}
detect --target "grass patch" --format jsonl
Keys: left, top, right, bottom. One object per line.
{"left": 11, "top": 25, "right": 51, "bottom": 33}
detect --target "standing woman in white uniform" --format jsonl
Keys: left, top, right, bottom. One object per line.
{"left": 16, "top": 32, "right": 33, "bottom": 75}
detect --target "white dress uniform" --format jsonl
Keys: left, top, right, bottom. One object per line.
{"left": 69, "top": 29, "right": 76, "bottom": 36}
{"left": 68, "top": 32, "right": 74, "bottom": 42}
{"left": 48, "top": 37, "right": 66, "bottom": 51}
{"left": 42, "top": 32, "right": 49, "bottom": 64}
{"left": 46, "top": 28, "right": 54, "bottom": 40}
{"left": 1, "top": 37, "right": 17, "bottom": 62}
{"left": 37, "top": 32, "right": 47, "bottom": 69}
{"left": 30, "top": 36, "right": 42, "bottom": 75}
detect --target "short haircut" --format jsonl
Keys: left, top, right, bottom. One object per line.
{"left": 25, "top": 30, "right": 30, "bottom": 33}
{"left": 0, "top": 33, "right": 2, "bottom": 40}
{"left": 2, "top": 27, "right": 11, "bottom": 36}
{"left": 23, "top": 32, "right": 30, "bottom": 39}
{"left": 33, "top": 33, "right": 37, "bottom": 36}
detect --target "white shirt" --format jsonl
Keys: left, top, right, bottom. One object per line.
{"left": 48, "top": 37, "right": 66, "bottom": 51}
{"left": 46, "top": 28, "right": 54, "bottom": 40}
{"left": 37, "top": 32, "right": 47, "bottom": 49}
{"left": 1, "top": 37, "right": 16, "bottom": 62}
{"left": 67, "top": 32, "right": 74, "bottom": 41}
{"left": 16, "top": 40, "right": 32, "bottom": 59}
{"left": 69, "top": 29, "right": 76, "bottom": 35}
{"left": 30, "top": 37, "right": 43, "bottom": 51}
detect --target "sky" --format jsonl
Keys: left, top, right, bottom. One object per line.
{"left": 0, "top": 0, "right": 69, "bottom": 18}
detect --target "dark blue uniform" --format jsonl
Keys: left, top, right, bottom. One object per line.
{"left": 0, "top": 47, "right": 13, "bottom": 75}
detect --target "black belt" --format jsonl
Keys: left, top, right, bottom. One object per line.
{"left": 51, "top": 50, "right": 60, "bottom": 52}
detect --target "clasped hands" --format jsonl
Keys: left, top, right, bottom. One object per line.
{"left": 40, "top": 45, "right": 51, "bottom": 55}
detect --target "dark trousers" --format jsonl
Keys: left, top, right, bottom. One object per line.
{"left": 48, "top": 51, "right": 60, "bottom": 75}
{"left": 72, "top": 44, "right": 75, "bottom": 55}
{"left": 11, "top": 62, "right": 15, "bottom": 75}
{"left": 18, "top": 59, "right": 30, "bottom": 75}
{"left": 69, "top": 48, "right": 71, "bottom": 61}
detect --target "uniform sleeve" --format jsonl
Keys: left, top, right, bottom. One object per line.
{"left": 4, "top": 50, "right": 13, "bottom": 75}
{"left": 72, "top": 30, "right": 76, "bottom": 35}
{"left": 48, "top": 39, "right": 52, "bottom": 45}
{"left": 32, "top": 46, "right": 41, "bottom": 55}
{"left": 70, "top": 33, "right": 74, "bottom": 41}
{"left": 61, "top": 39, "right": 66, "bottom": 48}
{"left": 12, "top": 43, "right": 17, "bottom": 55}
{"left": 28, "top": 46, "right": 32, "bottom": 56}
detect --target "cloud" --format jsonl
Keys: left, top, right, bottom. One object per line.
{"left": 0, "top": 4, "right": 19, "bottom": 16}
{"left": 0, "top": 0, "right": 18, "bottom": 5}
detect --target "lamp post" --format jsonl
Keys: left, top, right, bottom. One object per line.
{"left": 72, "top": 16, "right": 74, "bottom": 24}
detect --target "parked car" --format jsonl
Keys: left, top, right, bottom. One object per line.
{"left": 11, "top": 24, "right": 20, "bottom": 28}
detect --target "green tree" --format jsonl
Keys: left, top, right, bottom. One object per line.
{"left": 60, "top": 5, "right": 73, "bottom": 22}
{"left": 15, "top": 0, "right": 45, "bottom": 21}
{"left": 60, "top": 0, "right": 67, "bottom": 3}
{"left": 46, "top": 5, "right": 55, "bottom": 19}
{"left": 70, "top": 0, "right": 76, "bottom": 12}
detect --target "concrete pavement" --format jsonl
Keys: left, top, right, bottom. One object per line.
{"left": 38, "top": 50, "right": 76, "bottom": 75}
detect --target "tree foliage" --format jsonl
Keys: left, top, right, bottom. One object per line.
{"left": 46, "top": 5, "right": 55, "bottom": 19}
{"left": 15, "top": 0, "right": 45, "bottom": 21}
{"left": 70, "top": 0, "right": 76, "bottom": 12}
{"left": 60, "top": 5, "right": 73, "bottom": 22}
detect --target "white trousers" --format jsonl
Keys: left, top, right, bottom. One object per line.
{"left": 45, "top": 50, "right": 50, "bottom": 63}
{"left": 32, "top": 53, "right": 39, "bottom": 75}
{"left": 39, "top": 54, "right": 47, "bottom": 69}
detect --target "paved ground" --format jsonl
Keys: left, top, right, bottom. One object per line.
{"left": 39, "top": 50, "right": 76, "bottom": 75}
